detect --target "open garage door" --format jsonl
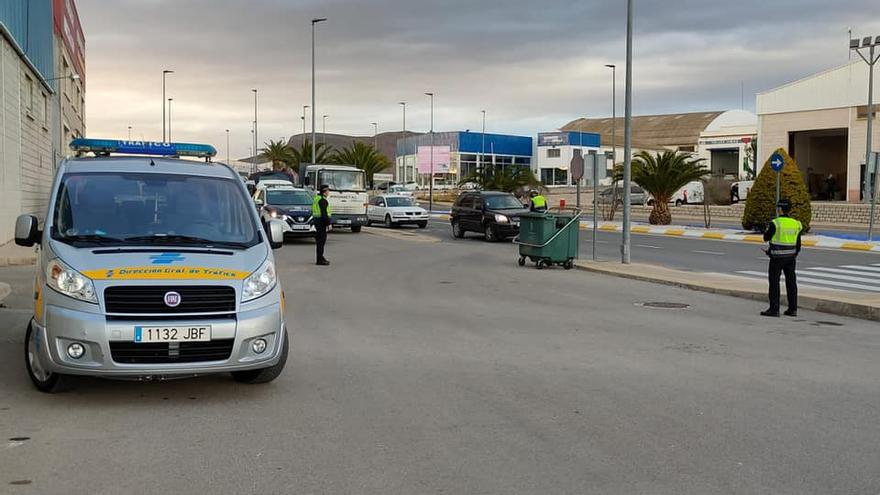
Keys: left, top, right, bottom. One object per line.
{"left": 788, "top": 128, "right": 848, "bottom": 201}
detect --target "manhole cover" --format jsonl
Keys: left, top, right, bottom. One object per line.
{"left": 636, "top": 302, "right": 690, "bottom": 309}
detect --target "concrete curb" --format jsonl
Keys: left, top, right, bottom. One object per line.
{"left": 574, "top": 261, "right": 880, "bottom": 322}
{"left": 584, "top": 222, "right": 880, "bottom": 253}
{"left": 0, "top": 282, "right": 10, "bottom": 305}
{"left": 0, "top": 255, "right": 36, "bottom": 267}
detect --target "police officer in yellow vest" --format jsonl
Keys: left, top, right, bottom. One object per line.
{"left": 529, "top": 190, "right": 547, "bottom": 212}
{"left": 761, "top": 198, "right": 803, "bottom": 317}
{"left": 312, "top": 185, "right": 332, "bottom": 266}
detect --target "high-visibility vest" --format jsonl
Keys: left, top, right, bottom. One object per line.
{"left": 312, "top": 194, "right": 331, "bottom": 219}
{"left": 769, "top": 216, "right": 801, "bottom": 257}
{"left": 531, "top": 195, "right": 547, "bottom": 209}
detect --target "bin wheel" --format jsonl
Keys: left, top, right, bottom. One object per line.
{"left": 536, "top": 259, "right": 547, "bottom": 270}
{"left": 563, "top": 259, "right": 574, "bottom": 270}
{"left": 518, "top": 256, "right": 526, "bottom": 266}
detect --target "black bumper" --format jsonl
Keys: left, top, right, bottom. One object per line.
{"left": 332, "top": 214, "right": 369, "bottom": 226}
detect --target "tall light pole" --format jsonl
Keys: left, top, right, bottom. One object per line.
{"left": 371, "top": 122, "right": 379, "bottom": 150}
{"left": 162, "top": 70, "right": 173, "bottom": 142}
{"left": 851, "top": 34, "right": 880, "bottom": 240}
{"left": 605, "top": 64, "right": 617, "bottom": 170}
{"left": 425, "top": 92, "right": 434, "bottom": 213}
{"left": 167, "top": 98, "right": 173, "bottom": 141}
{"left": 312, "top": 17, "right": 327, "bottom": 166}
{"left": 399, "top": 102, "right": 407, "bottom": 182}
{"left": 622, "top": 0, "right": 633, "bottom": 264}
{"left": 480, "top": 110, "right": 486, "bottom": 177}
{"left": 322, "top": 114, "right": 328, "bottom": 145}
{"left": 127, "top": 125, "right": 132, "bottom": 141}
{"left": 252, "top": 89, "right": 258, "bottom": 173}
{"left": 302, "top": 105, "right": 309, "bottom": 150}
{"left": 225, "top": 129, "right": 230, "bottom": 165}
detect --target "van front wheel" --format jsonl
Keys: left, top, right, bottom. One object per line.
{"left": 25, "top": 323, "right": 71, "bottom": 393}
{"left": 231, "top": 330, "right": 289, "bottom": 384}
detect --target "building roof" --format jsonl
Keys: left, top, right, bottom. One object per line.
{"left": 757, "top": 60, "right": 880, "bottom": 115}
{"left": 561, "top": 111, "right": 725, "bottom": 149}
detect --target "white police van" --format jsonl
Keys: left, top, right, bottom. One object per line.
{"left": 15, "top": 139, "right": 289, "bottom": 392}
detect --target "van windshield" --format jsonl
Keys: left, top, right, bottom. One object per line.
{"left": 52, "top": 172, "right": 260, "bottom": 248}
{"left": 318, "top": 170, "right": 366, "bottom": 191}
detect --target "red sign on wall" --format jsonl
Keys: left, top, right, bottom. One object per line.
{"left": 54, "top": 0, "right": 86, "bottom": 84}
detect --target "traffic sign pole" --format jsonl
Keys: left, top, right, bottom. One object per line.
{"left": 775, "top": 173, "right": 780, "bottom": 218}
{"left": 593, "top": 153, "right": 600, "bottom": 261}
{"left": 770, "top": 152, "right": 784, "bottom": 218}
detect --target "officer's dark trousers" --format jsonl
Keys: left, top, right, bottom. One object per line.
{"left": 314, "top": 220, "right": 328, "bottom": 262}
{"left": 768, "top": 256, "right": 797, "bottom": 312}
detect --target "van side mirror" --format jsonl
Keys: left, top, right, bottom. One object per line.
{"left": 267, "top": 219, "right": 285, "bottom": 249}
{"left": 14, "top": 215, "right": 40, "bottom": 247}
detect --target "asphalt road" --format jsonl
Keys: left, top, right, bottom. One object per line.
{"left": 1, "top": 228, "right": 880, "bottom": 494}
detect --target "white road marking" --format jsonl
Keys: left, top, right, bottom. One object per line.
{"left": 692, "top": 250, "right": 724, "bottom": 255}
{"left": 737, "top": 270, "right": 880, "bottom": 292}
{"left": 841, "top": 265, "right": 880, "bottom": 273}
{"left": 808, "top": 267, "right": 880, "bottom": 277}
{"left": 796, "top": 270, "right": 880, "bottom": 284}
{"left": 636, "top": 244, "right": 662, "bottom": 249}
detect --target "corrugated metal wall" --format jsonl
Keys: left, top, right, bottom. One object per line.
{"left": 0, "top": 0, "right": 55, "bottom": 81}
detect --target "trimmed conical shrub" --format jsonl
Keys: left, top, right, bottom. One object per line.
{"left": 741, "top": 148, "right": 811, "bottom": 232}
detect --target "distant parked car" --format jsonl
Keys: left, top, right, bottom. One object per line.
{"left": 387, "top": 184, "right": 414, "bottom": 197}
{"left": 731, "top": 180, "right": 754, "bottom": 203}
{"left": 450, "top": 191, "right": 529, "bottom": 242}
{"left": 647, "top": 181, "right": 705, "bottom": 206}
{"left": 367, "top": 195, "right": 429, "bottom": 228}
{"left": 598, "top": 184, "right": 648, "bottom": 206}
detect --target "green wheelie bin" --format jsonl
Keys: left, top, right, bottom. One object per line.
{"left": 513, "top": 208, "right": 582, "bottom": 269}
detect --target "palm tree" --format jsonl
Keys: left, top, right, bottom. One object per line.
{"left": 624, "top": 150, "right": 708, "bottom": 225}
{"left": 289, "top": 138, "right": 334, "bottom": 169}
{"left": 331, "top": 141, "right": 390, "bottom": 187}
{"left": 261, "top": 139, "right": 294, "bottom": 171}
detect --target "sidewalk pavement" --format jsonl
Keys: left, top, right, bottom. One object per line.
{"left": 0, "top": 242, "right": 36, "bottom": 267}
{"left": 581, "top": 221, "right": 880, "bottom": 253}
{"left": 574, "top": 260, "right": 880, "bottom": 322}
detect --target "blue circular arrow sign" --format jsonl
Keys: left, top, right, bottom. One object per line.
{"left": 770, "top": 152, "right": 785, "bottom": 172}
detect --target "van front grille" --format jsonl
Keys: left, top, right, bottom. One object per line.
{"left": 109, "top": 339, "right": 235, "bottom": 364}
{"left": 104, "top": 286, "right": 236, "bottom": 314}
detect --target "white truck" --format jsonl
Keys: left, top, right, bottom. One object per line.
{"left": 301, "top": 164, "right": 369, "bottom": 232}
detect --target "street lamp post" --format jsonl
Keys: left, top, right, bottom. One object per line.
{"left": 312, "top": 17, "right": 327, "bottom": 167}
{"left": 480, "top": 110, "right": 486, "bottom": 178}
{"left": 399, "top": 102, "right": 406, "bottom": 182}
{"left": 225, "top": 129, "right": 230, "bottom": 165}
{"left": 162, "top": 70, "right": 173, "bottom": 142}
{"left": 322, "top": 114, "right": 328, "bottom": 145}
{"left": 425, "top": 92, "right": 434, "bottom": 213}
{"left": 302, "top": 105, "right": 309, "bottom": 150}
{"left": 851, "top": 34, "right": 880, "bottom": 240}
{"left": 128, "top": 125, "right": 132, "bottom": 141}
{"left": 371, "top": 122, "right": 379, "bottom": 151}
{"left": 252, "top": 89, "right": 258, "bottom": 174}
{"left": 622, "top": 0, "right": 633, "bottom": 264}
{"left": 605, "top": 64, "right": 617, "bottom": 170}
{"left": 167, "top": 98, "right": 173, "bottom": 141}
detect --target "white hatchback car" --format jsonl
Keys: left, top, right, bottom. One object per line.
{"left": 367, "top": 195, "right": 429, "bottom": 228}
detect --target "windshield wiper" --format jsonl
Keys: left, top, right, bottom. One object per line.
{"left": 58, "top": 234, "right": 125, "bottom": 245}
{"left": 124, "top": 234, "right": 250, "bottom": 249}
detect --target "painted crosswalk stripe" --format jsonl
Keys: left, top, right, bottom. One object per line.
{"left": 842, "top": 265, "right": 880, "bottom": 272}
{"left": 797, "top": 270, "right": 879, "bottom": 284}
{"left": 737, "top": 271, "right": 880, "bottom": 292}
{"left": 806, "top": 267, "right": 880, "bottom": 277}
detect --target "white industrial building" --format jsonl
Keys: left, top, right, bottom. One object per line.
{"left": 757, "top": 60, "right": 880, "bottom": 202}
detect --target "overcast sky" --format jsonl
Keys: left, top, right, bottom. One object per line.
{"left": 77, "top": 0, "right": 880, "bottom": 160}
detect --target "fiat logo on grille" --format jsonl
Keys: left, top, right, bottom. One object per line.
{"left": 163, "top": 291, "right": 181, "bottom": 308}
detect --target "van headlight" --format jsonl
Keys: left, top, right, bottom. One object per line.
{"left": 46, "top": 259, "right": 97, "bottom": 303}
{"left": 242, "top": 259, "right": 277, "bottom": 302}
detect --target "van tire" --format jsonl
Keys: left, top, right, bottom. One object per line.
{"left": 25, "top": 322, "right": 72, "bottom": 393}
{"left": 231, "top": 329, "right": 289, "bottom": 384}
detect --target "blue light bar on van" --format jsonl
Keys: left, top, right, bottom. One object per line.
{"left": 69, "top": 138, "right": 217, "bottom": 158}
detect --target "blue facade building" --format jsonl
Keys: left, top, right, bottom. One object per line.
{"left": 396, "top": 131, "right": 533, "bottom": 186}
{"left": 1, "top": 0, "right": 55, "bottom": 82}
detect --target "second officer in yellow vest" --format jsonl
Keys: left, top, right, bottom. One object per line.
{"left": 529, "top": 190, "right": 547, "bottom": 212}
{"left": 312, "top": 185, "right": 332, "bottom": 266}
{"left": 761, "top": 198, "right": 803, "bottom": 317}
